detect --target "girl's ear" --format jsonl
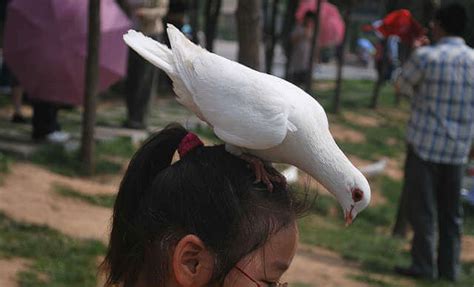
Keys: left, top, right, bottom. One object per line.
{"left": 172, "top": 235, "right": 214, "bottom": 286}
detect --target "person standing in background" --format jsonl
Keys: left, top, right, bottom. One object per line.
{"left": 0, "top": 0, "right": 27, "bottom": 124}
{"left": 394, "top": 3, "right": 474, "bottom": 282}
{"left": 123, "top": 0, "right": 168, "bottom": 129}
{"left": 288, "top": 11, "right": 315, "bottom": 86}
{"left": 162, "top": 0, "right": 189, "bottom": 46}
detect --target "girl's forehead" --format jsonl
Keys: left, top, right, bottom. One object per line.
{"left": 243, "top": 223, "right": 299, "bottom": 272}
{"left": 265, "top": 223, "right": 299, "bottom": 263}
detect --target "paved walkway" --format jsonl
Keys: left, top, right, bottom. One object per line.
{"left": 213, "top": 39, "right": 377, "bottom": 80}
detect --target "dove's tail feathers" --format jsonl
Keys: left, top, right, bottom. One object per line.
{"left": 166, "top": 24, "right": 201, "bottom": 53}
{"left": 123, "top": 30, "right": 175, "bottom": 75}
{"left": 165, "top": 24, "right": 204, "bottom": 97}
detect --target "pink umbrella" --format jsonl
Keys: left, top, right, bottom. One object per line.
{"left": 296, "top": 0, "right": 345, "bottom": 48}
{"left": 3, "top": 0, "right": 131, "bottom": 106}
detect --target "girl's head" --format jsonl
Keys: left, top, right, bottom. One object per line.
{"left": 102, "top": 124, "right": 305, "bottom": 287}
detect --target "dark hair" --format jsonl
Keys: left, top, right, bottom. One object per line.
{"left": 102, "top": 124, "right": 305, "bottom": 286}
{"left": 434, "top": 3, "right": 468, "bottom": 36}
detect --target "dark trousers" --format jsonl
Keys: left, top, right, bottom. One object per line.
{"left": 404, "top": 146, "right": 463, "bottom": 280}
{"left": 125, "top": 48, "right": 156, "bottom": 126}
{"left": 32, "top": 101, "right": 59, "bottom": 139}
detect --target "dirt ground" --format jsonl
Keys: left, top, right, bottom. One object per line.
{"left": 0, "top": 258, "right": 28, "bottom": 287}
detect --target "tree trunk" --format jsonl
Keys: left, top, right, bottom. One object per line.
{"left": 282, "top": 0, "right": 298, "bottom": 79}
{"left": 370, "top": 38, "right": 388, "bottom": 109}
{"left": 236, "top": 0, "right": 262, "bottom": 70}
{"left": 115, "top": 0, "right": 131, "bottom": 16}
{"left": 190, "top": 0, "right": 199, "bottom": 43}
{"left": 264, "top": 0, "right": 280, "bottom": 74}
{"left": 81, "top": 0, "right": 100, "bottom": 175}
{"left": 333, "top": 1, "right": 353, "bottom": 114}
{"left": 304, "top": 0, "right": 322, "bottom": 93}
{"left": 385, "top": 0, "right": 399, "bottom": 12}
{"left": 204, "top": 0, "right": 222, "bottom": 52}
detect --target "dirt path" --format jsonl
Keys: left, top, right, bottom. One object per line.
{"left": 330, "top": 123, "right": 366, "bottom": 143}
{"left": 284, "top": 245, "right": 369, "bottom": 287}
{"left": 284, "top": 244, "right": 415, "bottom": 287}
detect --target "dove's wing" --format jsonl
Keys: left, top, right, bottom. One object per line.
{"left": 167, "top": 25, "right": 296, "bottom": 150}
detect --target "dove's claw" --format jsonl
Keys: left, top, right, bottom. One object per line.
{"left": 240, "top": 153, "right": 283, "bottom": 192}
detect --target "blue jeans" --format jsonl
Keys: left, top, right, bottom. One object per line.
{"left": 404, "top": 146, "right": 463, "bottom": 281}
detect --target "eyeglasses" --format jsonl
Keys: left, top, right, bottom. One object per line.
{"left": 235, "top": 266, "right": 288, "bottom": 287}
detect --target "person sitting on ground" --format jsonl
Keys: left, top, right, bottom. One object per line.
{"left": 102, "top": 123, "right": 305, "bottom": 287}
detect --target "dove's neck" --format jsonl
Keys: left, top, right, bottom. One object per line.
{"left": 293, "top": 129, "right": 357, "bottom": 196}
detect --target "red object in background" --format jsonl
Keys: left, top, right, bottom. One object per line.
{"left": 295, "top": 0, "right": 345, "bottom": 48}
{"left": 3, "top": 0, "right": 131, "bottom": 106}
{"left": 364, "top": 9, "right": 425, "bottom": 44}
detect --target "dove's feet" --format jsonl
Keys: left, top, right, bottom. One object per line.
{"left": 240, "top": 154, "right": 287, "bottom": 192}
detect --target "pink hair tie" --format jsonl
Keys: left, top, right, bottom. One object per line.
{"left": 178, "top": 132, "right": 204, "bottom": 158}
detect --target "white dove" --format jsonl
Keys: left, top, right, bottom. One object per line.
{"left": 123, "top": 24, "right": 371, "bottom": 224}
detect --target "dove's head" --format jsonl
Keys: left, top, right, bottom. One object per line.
{"left": 331, "top": 167, "right": 371, "bottom": 226}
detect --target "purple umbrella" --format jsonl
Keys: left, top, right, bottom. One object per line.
{"left": 3, "top": 0, "right": 131, "bottom": 106}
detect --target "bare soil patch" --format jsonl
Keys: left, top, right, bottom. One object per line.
{"left": 462, "top": 236, "right": 474, "bottom": 262}
{"left": 0, "top": 258, "right": 29, "bottom": 287}
{"left": 314, "top": 81, "right": 336, "bottom": 91}
{"left": 343, "top": 112, "right": 380, "bottom": 127}
{"left": 284, "top": 244, "right": 414, "bottom": 287}
{"left": 0, "top": 163, "right": 113, "bottom": 243}
{"left": 385, "top": 158, "right": 404, "bottom": 181}
{"left": 283, "top": 244, "right": 368, "bottom": 287}
{"left": 330, "top": 123, "right": 366, "bottom": 143}
{"left": 378, "top": 107, "right": 409, "bottom": 122}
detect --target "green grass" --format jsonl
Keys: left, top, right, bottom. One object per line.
{"left": 30, "top": 136, "right": 137, "bottom": 177}
{"left": 299, "top": 176, "right": 409, "bottom": 274}
{"left": 0, "top": 152, "right": 11, "bottom": 185}
{"left": 95, "top": 136, "right": 136, "bottom": 159}
{"left": 0, "top": 152, "right": 11, "bottom": 173}
{"left": 189, "top": 124, "right": 222, "bottom": 144}
{"left": 0, "top": 212, "right": 105, "bottom": 287}
{"left": 350, "top": 274, "right": 398, "bottom": 287}
{"left": 314, "top": 80, "right": 400, "bottom": 112}
{"left": 464, "top": 203, "right": 474, "bottom": 236}
{"left": 299, "top": 191, "right": 474, "bottom": 286}
{"left": 335, "top": 117, "right": 406, "bottom": 161}
{"left": 30, "top": 144, "right": 122, "bottom": 177}
{"left": 54, "top": 183, "right": 116, "bottom": 208}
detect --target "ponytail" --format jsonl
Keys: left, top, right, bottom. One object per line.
{"left": 103, "top": 123, "right": 188, "bottom": 286}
